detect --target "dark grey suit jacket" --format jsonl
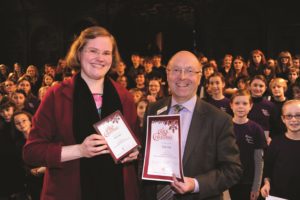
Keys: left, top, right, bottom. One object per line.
{"left": 140, "top": 96, "right": 242, "bottom": 200}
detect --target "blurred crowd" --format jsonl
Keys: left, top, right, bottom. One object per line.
{"left": 1, "top": 49, "right": 300, "bottom": 199}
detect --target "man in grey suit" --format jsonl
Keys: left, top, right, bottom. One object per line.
{"left": 141, "top": 51, "right": 242, "bottom": 200}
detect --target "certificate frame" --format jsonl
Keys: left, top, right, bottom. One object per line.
{"left": 93, "top": 110, "right": 140, "bottom": 163}
{"left": 142, "top": 114, "right": 184, "bottom": 182}
{"left": 266, "top": 195, "right": 288, "bottom": 200}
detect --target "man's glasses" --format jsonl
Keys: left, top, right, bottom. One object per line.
{"left": 282, "top": 114, "right": 300, "bottom": 120}
{"left": 167, "top": 67, "right": 202, "bottom": 76}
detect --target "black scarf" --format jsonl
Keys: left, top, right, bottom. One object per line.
{"left": 73, "top": 73, "right": 125, "bottom": 200}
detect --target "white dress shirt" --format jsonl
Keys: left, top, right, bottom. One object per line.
{"left": 169, "top": 95, "right": 199, "bottom": 193}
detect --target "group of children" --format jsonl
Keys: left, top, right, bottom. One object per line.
{"left": 229, "top": 90, "right": 300, "bottom": 200}
{"left": 1, "top": 50, "right": 300, "bottom": 199}
{"left": 0, "top": 97, "right": 44, "bottom": 199}
{"left": 201, "top": 71, "right": 300, "bottom": 199}
{"left": 126, "top": 54, "right": 300, "bottom": 199}
{"left": 122, "top": 51, "right": 300, "bottom": 200}
{"left": 0, "top": 61, "right": 70, "bottom": 199}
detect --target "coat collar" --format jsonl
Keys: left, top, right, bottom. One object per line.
{"left": 155, "top": 97, "right": 171, "bottom": 115}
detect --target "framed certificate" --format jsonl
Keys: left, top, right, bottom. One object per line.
{"left": 266, "top": 196, "right": 288, "bottom": 200}
{"left": 93, "top": 110, "right": 140, "bottom": 163}
{"left": 142, "top": 114, "right": 184, "bottom": 182}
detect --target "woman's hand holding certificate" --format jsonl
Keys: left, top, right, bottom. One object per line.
{"left": 79, "top": 134, "right": 110, "bottom": 158}
{"left": 121, "top": 147, "right": 139, "bottom": 163}
{"left": 93, "top": 111, "right": 140, "bottom": 163}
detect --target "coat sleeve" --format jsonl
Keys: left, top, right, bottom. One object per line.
{"left": 23, "top": 88, "right": 63, "bottom": 168}
{"left": 195, "top": 116, "right": 243, "bottom": 198}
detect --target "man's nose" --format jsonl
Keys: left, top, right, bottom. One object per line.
{"left": 179, "top": 69, "right": 187, "bottom": 79}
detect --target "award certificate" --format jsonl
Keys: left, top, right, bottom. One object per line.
{"left": 266, "top": 196, "right": 288, "bottom": 200}
{"left": 93, "top": 110, "right": 140, "bottom": 163}
{"left": 142, "top": 115, "right": 184, "bottom": 182}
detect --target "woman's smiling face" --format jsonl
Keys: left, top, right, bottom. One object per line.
{"left": 79, "top": 36, "right": 113, "bottom": 81}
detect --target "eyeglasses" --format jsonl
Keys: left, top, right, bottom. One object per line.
{"left": 83, "top": 48, "right": 112, "bottom": 57}
{"left": 167, "top": 67, "right": 202, "bottom": 76}
{"left": 282, "top": 114, "right": 300, "bottom": 120}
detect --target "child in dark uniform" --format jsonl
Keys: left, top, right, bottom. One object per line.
{"left": 0, "top": 97, "right": 26, "bottom": 199}
{"left": 261, "top": 100, "right": 300, "bottom": 199}
{"left": 229, "top": 90, "right": 267, "bottom": 200}
{"left": 269, "top": 78, "right": 288, "bottom": 137}
{"left": 197, "top": 62, "right": 215, "bottom": 98}
{"left": 13, "top": 111, "right": 45, "bottom": 200}
{"left": 248, "top": 75, "right": 277, "bottom": 145}
{"left": 206, "top": 72, "right": 233, "bottom": 116}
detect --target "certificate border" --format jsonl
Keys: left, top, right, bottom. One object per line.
{"left": 93, "top": 110, "right": 140, "bottom": 163}
{"left": 142, "top": 114, "right": 184, "bottom": 182}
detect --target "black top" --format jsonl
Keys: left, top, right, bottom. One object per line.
{"left": 264, "top": 135, "right": 300, "bottom": 199}
{"left": 233, "top": 120, "right": 266, "bottom": 183}
{"left": 0, "top": 120, "right": 25, "bottom": 196}
{"left": 205, "top": 96, "right": 233, "bottom": 116}
{"left": 270, "top": 98, "right": 287, "bottom": 137}
{"left": 248, "top": 97, "right": 277, "bottom": 134}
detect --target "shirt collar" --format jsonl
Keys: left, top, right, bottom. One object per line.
{"left": 171, "top": 95, "right": 197, "bottom": 112}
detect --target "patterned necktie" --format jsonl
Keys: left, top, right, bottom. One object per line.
{"left": 157, "top": 183, "right": 173, "bottom": 200}
{"left": 173, "top": 104, "right": 184, "bottom": 114}
{"left": 157, "top": 104, "right": 184, "bottom": 200}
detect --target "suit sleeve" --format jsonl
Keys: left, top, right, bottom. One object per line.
{"left": 195, "top": 116, "right": 242, "bottom": 198}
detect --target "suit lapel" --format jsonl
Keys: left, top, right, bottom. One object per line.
{"left": 182, "top": 98, "right": 207, "bottom": 166}
{"left": 155, "top": 97, "right": 171, "bottom": 115}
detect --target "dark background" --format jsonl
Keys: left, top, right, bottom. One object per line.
{"left": 0, "top": 0, "right": 299, "bottom": 69}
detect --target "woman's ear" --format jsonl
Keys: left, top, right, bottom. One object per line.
{"left": 77, "top": 51, "right": 81, "bottom": 63}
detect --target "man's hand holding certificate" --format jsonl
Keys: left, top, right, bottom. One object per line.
{"left": 93, "top": 110, "right": 140, "bottom": 163}
{"left": 142, "top": 115, "right": 184, "bottom": 182}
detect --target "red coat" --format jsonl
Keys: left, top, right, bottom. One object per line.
{"left": 23, "top": 76, "right": 139, "bottom": 200}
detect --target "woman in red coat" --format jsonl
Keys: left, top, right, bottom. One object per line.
{"left": 23, "top": 26, "right": 140, "bottom": 200}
